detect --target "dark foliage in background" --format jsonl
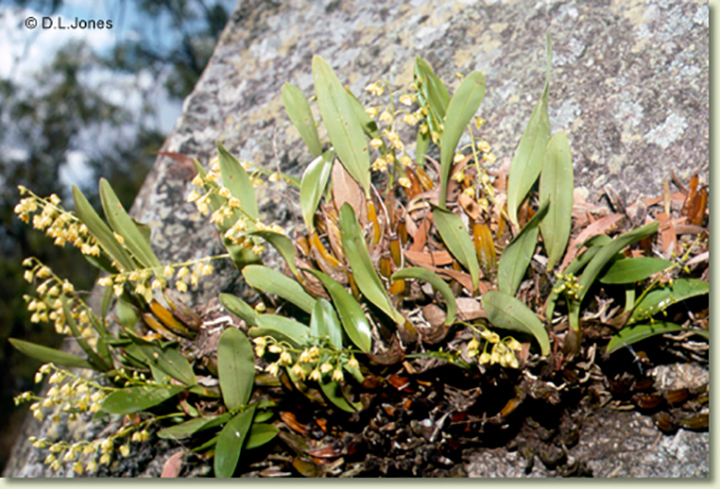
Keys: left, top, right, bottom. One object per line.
{"left": 0, "top": 0, "right": 231, "bottom": 471}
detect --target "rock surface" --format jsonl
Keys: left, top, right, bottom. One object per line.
{"left": 4, "top": 0, "right": 708, "bottom": 478}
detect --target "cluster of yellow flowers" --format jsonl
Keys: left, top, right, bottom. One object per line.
{"left": 97, "top": 258, "right": 215, "bottom": 296}
{"left": 253, "top": 336, "right": 359, "bottom": 383}
{"left": 553, "top": 272, "right": 584, "bottom": 301}
{"left": 466, "top": 328, "right": 522, "bottom": 369}
{"left": 14, "top": 187, "right": 100, "bottom": 256}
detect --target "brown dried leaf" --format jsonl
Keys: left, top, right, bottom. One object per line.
{"left": 560, "top": 213, "right": 625, "bottom": 269}
{"left": 404, "top": 249, "right": 454, "bottom": 266}
{"left": 331, "top": 160, "right": 366, "bottom": 224}
{"left": 281, "top": 411, "right": 309, "bottom": 435}
{"left": 458, "top": 192, "right": 481, "bottom": 221}
{"left": 160, "top": 451, "right": 185, "bottom": 478}
{"left": 657, "top": 212, "right": 677, "bottom": 258}
{"left": 456, "top": 298, "right": 486, "bottom": 321}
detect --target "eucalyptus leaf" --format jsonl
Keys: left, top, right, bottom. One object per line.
{"left": 629, "top": 278, "right": 708, "bottom": 324}
{"left": 214, "top": 406, "right": 256, "bottom": 478}
{"left": 498, "top": 200, "right": 549, "bottom": 296}
{"left": 313, "top": 56, "right": 370, "bottom": 196}
{"left": 218, "top": 142, "right": 259, "bottom": 220}
{"left": 482, "top": 291, "right": 550, "bottom": 356}
{"left": 606, "top": 322, "right": 684, "bottom": 354}
{"left": 101, "top": 385, "right": 186, "bottom": 415}
{"left": 100, "top": 178, "right": 161, "bottom": 269}
{"left": 300, "top": 151, "right": 334, "bottom": 234}
{"left": 391, "top": 267, "right": 456, "bottom": 326}
{"left": 217, "top": 328, "right": 255, "bottom": 411}
{"left": 439, "top": 71, "right": 486, "bottom": 207}
{"left": 539, "top": 131, "right": 573, "bottom": 270}
{"left": 310, "top": 298, "right": 343, "bottom": 348}
{"left": 506, "top": 38, "right": 552, "bottom": 228}
{"left": 599, "top": 257, "right": 673, "bottom": 284}
{"left": 282, "top": 82, "right": 322, "bottom": 157}
{"left": 305, "top": 269, "right": 372, "bottom": 353}
{"left": 219, "top": 293, "right": 258, "bottom": 327}
{"left": 431, "top": 205, "right": 480, "bottom": 291}
{"left": 339, "top": 204, "right": 404, "bottom": 324}
{"left": 72, "top": 185, "right": 135, "bottom": 271}
{"left": 243, "top": 265, "right": 315, "bottom": 314}
{"left": 8, "top": 338, "right": 94, "bottom": 370}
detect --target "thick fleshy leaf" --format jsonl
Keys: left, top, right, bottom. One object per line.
{"left": 310, "top": 298, "right": 343, "bottom": 348}
{"left": 391, "top": 267, "right": 456, "bottom": 326}
{"left": 306, "top": 269, "right": 372, "bottom": 353}
{"left": 100, "top": 178, "right": 161, "bottom": 269}
{"left": 568, "top": 222, "right": 660, "bottom": 329}
{"left": 245, "top": 230, "right": 300, "bottom": 279}
{"left": 506, "top": 38, "right": 552, "bottom": 227}
{"left": 300, "top": 151, "right": 334, "bottom": 233}
{"left": 481, "top": 291, "right": 550, "bottom": 355}
{"left": 606, "top": 322, "right": 684, "bottom": 354}
{"left": 599, "top": 257, "right": 673, "bottom": 284}
{"left": 439, "top": 71, "right": 486, "bottom": 207}
{"left": 245, "top": 423, "right": 280, "bottom": 450}
{"left": 414, "top": 57, "right": 450, "bottom": 135}
{"left": 339, "top": 204, "right": 404, "bottom": 324}
{"left": 217, "top": 328, "right": 255, "bottom": 411}
{"left": 345, "top": 88, "right": 381, "bottom": 140}
{"left": 157, "top": 415, "right": 231, "bottom": 440}
{"left": 415, "top": 128, "right": 431, "bottom": 167}
{"left": 219, "top": 293, "right": 258, "bottom": 327}
{"left": 72, "top": 185, "right": 135, "bottom": 271}
{"left": 629, "top": 278, "right": 708, "bottom": 324}
{"left": 102, "top": 385, "right": 186, "bottom": 415}
{"left": 218, "top": 142, "right": 258, "bottom": 220}
{"left": 431, "top": 205, "right": 480, "bottom": 291}
{"left": 254, "top": 314, "right": 310, "bottom": 347}
{"left": 312, "top": 56, "right": 370, "bottom": 196}
{"left": 144, "top": 345, "right": 197, "bottom": 387}
{"left": 539, "top": 130, "right": 573, "bottom": 270}
{"left": 319, "top": 379, "right": 360, "bottom": 413}
{"left": 282, "top": 82, "right": 322, "bottom": 157}
{"left": 243, "top": 265, "right": 315, "bottom": 314}
{"left": 9, "top": 338, "right": 94, "bottom": 370}
{"left": 214, "top": 406, "right": 256, "bottom": 478}
{"left": 498, "top": 201, "right": 549, "bottom": 296}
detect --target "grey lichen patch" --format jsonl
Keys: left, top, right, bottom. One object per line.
{"left": 644, "top": 112, "right": 688, "bottom": 150}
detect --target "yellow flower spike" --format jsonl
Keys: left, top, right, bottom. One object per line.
{"left": 452, "top": 171, "right": 465, "bottom": 183}
{"left": 348, "top": 355, "right": 359, "bottom": 369}
{"left": 191, "top": 174, "right": 203, "bottom": 186}
{"left": 279, "top": 350, "right": 293, "bottom": 366}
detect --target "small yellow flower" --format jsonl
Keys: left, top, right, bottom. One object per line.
{"left": 379, "top": 110, "right": 393, "bottom": 124}
{"left": 399, "top": 155, "right": 413, "bottom": 167}
{"left": 100, "top": 453, "right": 111, "bottom": 465}
{"left": 279, "top": 350, "right": 293, "bottom": 366}
{"left": 365, "top": 82, "right": 384, "bottom": 96}
{"left": 332, "top": 368, "right": 344, "bottom": 382}
{"left": 484, "top": 152, "right": 497, "bottom": 164}
{"left": 265, "top": 363, "right": 280, "bottom": 377}
{"left": 474, "top": 117, "right": 486, "bottom": 130}
{"left": 163, "top": 266, "right": 175, "bottom": 278}
{"left": 86, "top": 461, "right": 98, "bottom": 473}
{"left": 397, "top": 177, "right": 411, "bottom": 188}
{"left": 369, "top": 138, "right": 384, "bottom": 149}
{"left": 347, "top": 356, "right": 359, "bottom": 369}
{"left": 371, "top": 157, "right": 387, "bottom": 173}
{"left": 309, "top": 369, "right": 321, "bottom": 381}
{"left": 453, "top": 153, "right": 465, "bottom": 163}
{"left": 365, "top": 107, "right": 379, "bottom": 118}
{"left": 119, "top": 445, "right": 130, "bottom": 457}
{"left": 191, "top": 174, "right": 204, "bottom": 186}
{"left": 320, "top": 362, "right": 333, "bottom": 374}
{"left": 399, "top": 94, "right": 413, "bottom": 106}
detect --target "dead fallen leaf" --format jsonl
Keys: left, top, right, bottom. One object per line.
{"left": 161, "top": 451, "right": 185, "bottom": 478}
{"left": 331, "top": 160, "right": 366, "bottom": 224}
{"left": 560, "top": 213, "right": 625, "bottom": 269}
{"left": 404, "top": 249, "right": 454, "bottom": 266}
{"left": 456, "top": 298, "right": 486, "bottom": 321}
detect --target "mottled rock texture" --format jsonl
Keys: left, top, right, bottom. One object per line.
{"left": 5, "top": 0, "right": 708, "bottom": 478}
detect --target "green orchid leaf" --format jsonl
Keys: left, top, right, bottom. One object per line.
{"left": 102, "top": 385, "right": 186, "bottom": 415}
{"left": 439, "top": 71, "right": 486, "bottom": 207}
{"left": 498, "top": 200, "right": 549, "bottom": 296}
{"left": 539, "top": 130, "right": 573, "bottom": 270}
{"left": 415, "top": 127, "right": 431, "bottom": 167}
{"left": 414, "top": 57, "right": 450, "bottom": 136}
{"left": 61, "top": 298, "right": 112, "bottom": 371}
{"left": 116, "top": 298, "right": 139, "bottom": 329}
{"left": 157, "top": 414, "right": 231, "bottom": 440}
{"left": 245, "top": 423, "right": 280, "bottom": 450}
{"left": 8, "top": 338, "right": 94, "bottom": 370}
{"left": 339, "top": 203, "right": 404, "bottom": 324}
{"left": 606, "top": 322, "right": 684, "bottom": 354}
{"left": 243, "top": 265, "right": 315, "bottom": 314}
{"left": 629, "top": 278, "right": 709, "bottom": 324}
{"left": 431, "top": 205, "right": 480, "bottom": 291}
{"left": 312, "top": 56, "right": 370, "bottom": 197}
{"left": 99, "top": 178, "right": 161, "bottom": 269}
{"left": 300, "top": 151, "right": 334, "bottom": 233}
{"left": 282, "top": 82, "right": 323, "bottom": 157}
{"left": 599, "top": 257, "right": 674, "bottom": 284}
{"left": 319, "top": 379, "right": 360, "bottom": 413}
{"left": 568, "top": 221, "right": 660, "bottom": 330}
{"left": 345, "top": 87, "right": 381, "bottom": 140}
{"left": 244, "top": 230, "right": 300, "bottom": 278}
{"left": 254, "top": 314, "right": 311, "bottom": 347}
{"left": 144, "top": 344, "right": 197, "bottom": 387}
{"left": 391, "top": 267, "right": 457, "bottom": 326}
{"left": 217, "top": 328, "right": 255, "bottom": 411}
{"left": 310, "top": 298, "right": 343, "bottom": 349}
{"left": 506, "top": 38, "right": 552, "bottom": 228}
{"left": 217, "top": 142, "right": 259, "bottom": 220}
{"left": 72, "top": 185, "right": 135, "bottom": 271}
{"left": 481, "top": 291, "right": 550, "bottom": 356}
{"left": 219, "top": 293, "right": 258, "bottom": 328}
{"left": 305, "top": 269, "right": 372, "bottom": 353}
{"left": 214, "top": 405, "right": 256, "bottom": 478}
